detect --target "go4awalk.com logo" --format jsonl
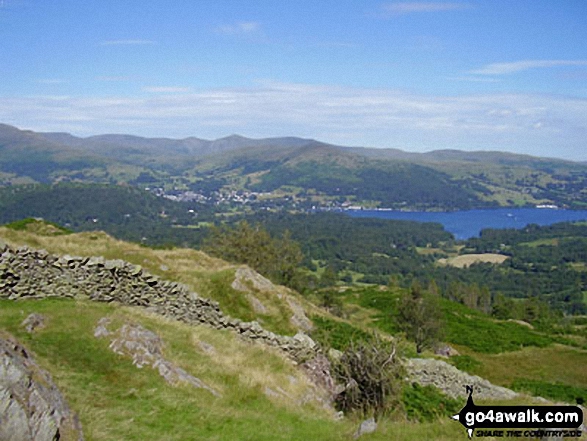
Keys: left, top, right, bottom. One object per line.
{"left": 451, "top": 386, "right": 584, "bottom": 439}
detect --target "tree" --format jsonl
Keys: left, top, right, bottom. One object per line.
{"left": 204, "top": 221, "right": 304, "bottom": 288}
{"left": 396, "top": 282, "right": 443, "bottom": 354}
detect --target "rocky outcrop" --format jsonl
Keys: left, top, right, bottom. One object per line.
{"left": 231, "top": 267, "right": 313, "bottom": 332}
{"left": 0, "top": 334, "right": 84, "bottom": 441}
{"left": 0, "top": 241, "right": 318, "bottom": 362}
{"left": 231, "top": 267, "right": 276, "bottom": 293}
{"left": 405, "top": 358, "right": 519, "bottom": 401}
{"left": 94, "top": 318, "right": 221, "bottom": 397}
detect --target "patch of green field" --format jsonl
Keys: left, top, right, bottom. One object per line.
{"left": 310, "top": 315, "right": 373, "bottom": 350}
{"left": 350, "top": 286, "right": 557, "bottom": 354}
{"left": 448, "top": 355, "right": 483, "bottom": 374}
{"left": 401, "top": 384, "right": 461, "bottom": 422}
{"left": 5, "top": 217, "right": 73, "bottom": 235}
{"left": 510, "top": 379, "right": 587, "bottom": 404}
{"left": 415, "top": 247, "right": 447, "bottom": 257}
{"left": 518, "top": 238, "right": 560, "bottom": 247}
{"left": 171, "top": 221, "right": 213, "bottom": 229}
{"left": 458, "top": 345, "right": 587, "bottom": 394}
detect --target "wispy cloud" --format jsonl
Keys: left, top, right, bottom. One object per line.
{"left": 381, "top": 2, "right": 470, "bottom": 16}
{"left": 100, "top": 39, "right": 156, "bottom": 46}
{"left": 216, "top": 21, "right": 260, "bottom": 35}
{"left": 36, "top": 78, "right": 68, "bottom": 85}
{"left": 447, "top": 76, "right": 501, "bottom": 83}
{"left": 2, "top": 82, "right": 586, "bottom": 160}
{"left": 143, "top": 86, "right": 191, "bottom": 93}
{"left": 96, "top": 76, "right": 134, "bottom": 82}
{"left": 471, "top": 60, "right": 587, "bottom": 75}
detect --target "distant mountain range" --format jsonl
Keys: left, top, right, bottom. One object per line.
{"left": 1, "top": 123, "right": 586, "bottom": 210}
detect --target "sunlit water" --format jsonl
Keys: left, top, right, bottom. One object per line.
{"left": 345, "top": 208, "right": 587, "bottom": 240}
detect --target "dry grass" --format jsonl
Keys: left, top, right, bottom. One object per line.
{"left": 0, "top": 226, "right": 306, "bottom": 335}
{"left": 437, "top": 253, "right": 509, "bottom": 268}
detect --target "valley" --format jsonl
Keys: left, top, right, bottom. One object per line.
{"left": 1, "top": 124, "right": 586, "bottom": 440}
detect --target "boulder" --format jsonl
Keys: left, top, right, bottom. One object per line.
{"left": 232, "top": 267, "right": 276, "bottom": 293}
{"left": 354, "top": 418, "right": 377, "bottom": 439}
{"left": 21, "top": 313, "right": 46, "bottom": 333}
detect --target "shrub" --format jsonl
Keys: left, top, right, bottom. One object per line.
{"left": 332, "top": 337, "right": 403, "bottom": 418}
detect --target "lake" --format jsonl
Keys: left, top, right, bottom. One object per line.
{"left": 345, "top": 208, "right": 587, "bottom": 240}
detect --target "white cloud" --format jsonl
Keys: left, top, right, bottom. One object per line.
{"left": 381, "top": 2, "right": 470, "bottom": 16}
{"left": 100, "top": 39, "right": 156, "bottom": 46}
{"left": 1, "top": 82, "right": 586, "bottom": 160}
{"left": 471, "top": 60, "right": 587, "bottom": 75}
{"left": 216, "top": 21, "right": 260, "bottom": 35}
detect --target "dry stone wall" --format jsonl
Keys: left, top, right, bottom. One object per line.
{"left": 0, "top": 240, "right": 318, "bottom": 362}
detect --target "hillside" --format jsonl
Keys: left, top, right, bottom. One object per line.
{"left": 2, "top": 123, "right": 587, "bottom": 210}
{"left": 1, "top": 222, "right": 586, "bottom": 440}
{"left": 1, "top": 184, "right": 586, "bottom": 315}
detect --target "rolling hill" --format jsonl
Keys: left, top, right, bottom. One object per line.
{"left": 2, "top": 123, "right": 587, "bottom": 210}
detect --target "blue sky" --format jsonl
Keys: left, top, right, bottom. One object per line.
{"left": 1, "top": 1, "right": 586, "bottom": 160}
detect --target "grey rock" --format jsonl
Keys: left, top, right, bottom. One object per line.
{"left": 354, "top": 418, "right": 377, "bottom": 439}
{"left": 232, "top": 267, "right": 276, "bottom": 293}
{"left": 246, "top": 294, "right": 268, "bottom": 314}
{"left": 286, "top": 297, "right": 313, "bottom": 332}
{"left": 129, "top": 265, "right": 142, "bottom": 276}
{"left": 405, "top": 358, "right": 519, "bottom": 401}
{"left": 98, "top": 322, "right": 220, "bottom": 397}
{"left": 86, "top": 256, "right": 105, "bottom": 267}
{"left": 293, "top": 332, "right": 317, "bottom": 349}
{"left": 0, "top": 335, "right": 84, "bottom": 441}
{"left": 94, "top": 317, "right": 111, "bottom": 338}
{"left": 21, "top": 313, "right": 46, "bottom": 333}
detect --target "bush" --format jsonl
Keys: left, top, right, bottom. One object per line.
{"left": 332, "top": 338, "right": 403, "bottom": 418}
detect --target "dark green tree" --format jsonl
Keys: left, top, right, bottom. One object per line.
{"left": 396, "top": 282, "right": 444, "bottom": 354}
{"left": 204, "top": 221, "right": 304, "bottom": 288}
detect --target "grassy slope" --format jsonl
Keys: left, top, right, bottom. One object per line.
{"left": 327, "top": 286, "right": 587, "bottom": 402}
{"left": 0, "top": 299, "right": 346, "bottom": 441}
{"left": 0, "top": 272, "right": 464, "bottom": 440}
{"left": 2, "top": 225, "right": 586, "bottom": 439}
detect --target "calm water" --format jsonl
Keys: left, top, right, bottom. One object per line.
{"left": 345, "top": 208, "right": 587, "bottom": 240}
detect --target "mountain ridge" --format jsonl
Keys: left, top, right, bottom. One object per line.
{"left": 0, "top": 123, "right": 573, "bottom": 165}
{"left": 2, "top": 123, "right": 587, "bottom": 210}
